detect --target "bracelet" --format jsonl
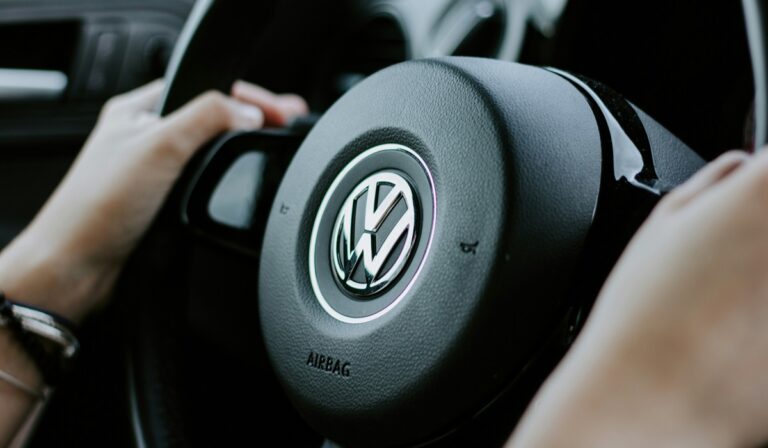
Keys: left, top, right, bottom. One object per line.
{"left": 0, "top": 368, "right": 48, "bottom": 400}
{"left": 0, "top": 293, "right": 79, "bottom": 386}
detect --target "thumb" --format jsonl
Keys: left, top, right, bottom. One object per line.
{"left": 159, "top": 90, "right": 264, "bottom": 162}
{"left": 662, "top": 150, "right": 750, "bottom": 210}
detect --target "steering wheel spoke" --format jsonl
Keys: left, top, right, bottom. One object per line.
{"left": 181, "top": 130, "right": 304, "bottom": 256}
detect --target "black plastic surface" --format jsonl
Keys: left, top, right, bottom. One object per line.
{"left": 259, "top": 57, "right": 603, "bottom": 446}
{"left": 182, "top": 130, "right": 304, "bottom": 256}
{"left": 634, "top": 107, "right": 706, "bottom": 187}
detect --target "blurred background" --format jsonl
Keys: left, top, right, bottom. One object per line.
{"left": 0, "top": 0, "right": 752, "bottom": 245}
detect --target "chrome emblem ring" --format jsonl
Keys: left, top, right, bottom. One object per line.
{"left": 309, "top": 143, "right": 435, "bottom": 324}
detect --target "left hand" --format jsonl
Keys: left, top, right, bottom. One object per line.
{"left": 0, "top": 79, "right": 308, "bottom": 323}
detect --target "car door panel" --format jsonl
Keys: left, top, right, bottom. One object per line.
{"left": 0, "top": 0, "right": 193, "bottom": 247}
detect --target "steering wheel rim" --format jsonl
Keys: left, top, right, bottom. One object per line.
{"left": 126, "top": 2, "right": 325, "bottom": 447}
{"left": 124, "top": 1, "right": 707, "bottom": 447}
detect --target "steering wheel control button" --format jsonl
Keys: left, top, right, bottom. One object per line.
{"left": 309, "top": 144, "right": 435, "bottom": 323}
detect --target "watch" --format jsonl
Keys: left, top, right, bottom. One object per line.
{"left": 0, "top": 292, "right": 80, "bottom": 386}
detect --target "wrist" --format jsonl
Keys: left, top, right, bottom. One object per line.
{"left": 0, "top": 228, "right": 117, "bottom": 323}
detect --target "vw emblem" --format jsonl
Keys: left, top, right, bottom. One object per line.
{"left": 331, "top": 171, "right": 418, "bottom": 296}
{"left": 309, "top": 143, "right": 435, "bottom": 324}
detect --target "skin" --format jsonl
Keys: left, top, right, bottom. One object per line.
{"left": 0, "top": 79, "right": 308, "bottom": 446}
{"left": 508, "top": 150, "right": 768, "bottom": 447}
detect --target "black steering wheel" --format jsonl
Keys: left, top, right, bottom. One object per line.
{"left": 124, "top": 1, "right": 708, "bottom": 446}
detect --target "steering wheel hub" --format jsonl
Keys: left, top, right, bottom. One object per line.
{"left": 259, "top": 57, "right": 603, "bottom": 446}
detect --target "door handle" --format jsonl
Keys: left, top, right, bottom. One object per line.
{"left": 0, "top": 68, "right": 68, "bottom": 101}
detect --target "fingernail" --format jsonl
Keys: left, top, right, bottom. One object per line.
{"left": 231, "top": 80, "right": 245, "bottom": 95}
{"left": 279, "top": 94, "right": 309, "bottom": 116}
{"left": 236, "top": 102, "right": 264, "bottom": 124}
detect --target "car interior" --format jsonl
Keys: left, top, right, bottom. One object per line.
{"left": 0, "top": 0, "right": 756, "bottom": 446}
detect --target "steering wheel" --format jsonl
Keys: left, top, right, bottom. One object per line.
{"left": 125, "top": 0, "right": 706, "bottom": 446}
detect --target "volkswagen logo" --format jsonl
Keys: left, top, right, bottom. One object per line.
{"left": 331, "top": 171, "right": 418, "bottom": 296}
{"left": 309, "top": 143, "right": 436, "bottom": 324}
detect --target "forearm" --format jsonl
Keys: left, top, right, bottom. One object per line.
{"left": 0, "top": 226, "right": 116, "bottom": 324}
{"left": 0, "top": 228, "right": 108, "bottom": 446}
{"left": 0, "top": 328, "right": 44, "bottom": 446}
{"left": 0, "top": 233, "right": 58, "bottom": 447}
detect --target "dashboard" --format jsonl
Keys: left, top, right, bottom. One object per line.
{"left": 237, "top": 0, "right": 750, "bottom": 162}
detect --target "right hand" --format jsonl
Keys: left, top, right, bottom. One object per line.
{"left": 510, "top": 149, "right": 768, "bottom": 447}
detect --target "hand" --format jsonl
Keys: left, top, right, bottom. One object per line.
{"left": 0, "top": 80, "right": 308, "bottom": 323}
{"left": 509, "top": 150, "right": 768, "bottom": 447}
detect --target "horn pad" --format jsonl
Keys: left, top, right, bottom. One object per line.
{"left": 259, "top": 57, "right": 603, "bottom": 446}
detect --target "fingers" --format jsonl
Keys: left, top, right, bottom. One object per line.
{"left": 231, "top": 80, "right": 309, "bottom": 127}
{"left": 158, "top": 90, "right": 264, "bottom": 163}
{"left": 123, "top": 79, "right": 305, "bottom": 166}
{"left": 737, "top": 145, "right": 768, "bottom": 198}
{"left": 105, "top": 79, "right": 166, "bottom": 115}
{"left": 662, "top": 151, "right": 751, "bottom": 210}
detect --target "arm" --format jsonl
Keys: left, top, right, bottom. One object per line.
{"left": 510, "top": 150, "right": 768, "bottom": 447}
{"left": 0, "top": 80, "right": 307, "bottom": 446}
